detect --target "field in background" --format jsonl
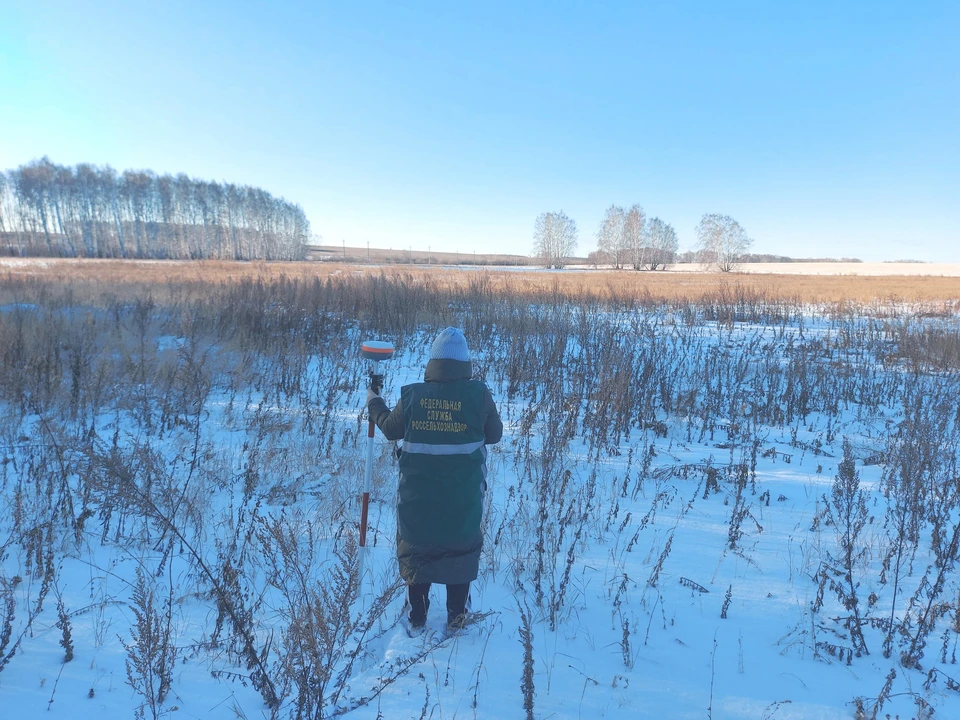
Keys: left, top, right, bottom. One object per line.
{"left": 2, "top": 257, "right": 960, "bottom": 305}
{"left": 308, "top": 244, "right": 532, "bottom": 266}
{"left": 308, "top": 246, "right": 960, "bottom": 276}
{"left": 1, "top": 262, "right": 959, "bottom": 718}
{"left": 733, "top": 262, "right": 960, "bottom": 277}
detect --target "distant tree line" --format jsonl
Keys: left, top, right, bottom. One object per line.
{"left": 0, "top": 157, "right": 308, "bottom": 260}
{"left": 738, "top": 253, "right": 863, "bottom": 264}
{"left": 671, "top": 250, "right": 863, "bottom": 264}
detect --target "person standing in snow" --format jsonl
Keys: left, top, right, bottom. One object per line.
{"left": 366, "top": 327, "right": 503, "bottom": 631}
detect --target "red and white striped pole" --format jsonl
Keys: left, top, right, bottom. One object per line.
{"left": 359, "top": 340, "right": 394, "bottom": 580}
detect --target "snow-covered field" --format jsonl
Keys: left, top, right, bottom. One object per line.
{"left": 569, "top": 263, "right": 960, "bottom": 276}
{"left": 1, "top": 277, "right": 959, "bottom": 719}
{"left": 707, "top": 263, "right": 960, "bottom": 277}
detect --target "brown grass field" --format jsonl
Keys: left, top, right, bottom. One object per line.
{"left": 1, "top": 258, "right": 959, "bottom": 306}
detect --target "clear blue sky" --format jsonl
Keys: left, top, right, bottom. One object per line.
{"left": 2, "top": 1, "right": 958, "bottom": 261}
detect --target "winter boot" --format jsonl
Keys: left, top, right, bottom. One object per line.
{"left": 445, "top": 584, "right": 472, "bottom": 633}
{"left": 407, "top": 584, "right": 431, "bottom": 631}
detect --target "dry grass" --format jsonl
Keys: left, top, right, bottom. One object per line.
{"left": 1, "top": 254, "right": 958, "bottom": 716}
{"left": 1, "top": 258, "right": 959, "bottom": 305}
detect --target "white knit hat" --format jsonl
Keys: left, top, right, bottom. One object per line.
{"left": 430, "top": 327, "right": 470, "bottom": 361}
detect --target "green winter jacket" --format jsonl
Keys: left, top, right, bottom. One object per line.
{"left": 368, "top": 358, "right": 503, "bottom": 584}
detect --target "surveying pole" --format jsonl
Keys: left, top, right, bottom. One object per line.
{"left": 358, "top": 340, "right": 394, "bottom": 579}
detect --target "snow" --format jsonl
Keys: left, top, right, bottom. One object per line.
{"left": 682, "top": 263, "right": 960, "bottom": 277}
{"left": 516, "top": 263, "right": 960, "bottom": 276}
{"left": 1, "top": 300, "right": 959, "bottom": 719}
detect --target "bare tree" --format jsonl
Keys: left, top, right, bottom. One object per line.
{"left": 644, "top": 217, "right": 678, "bottom": 270}
{"left": 533, "top": 211, "right": 578, "bottom": 269}
{"left": 623, "top": 204, "right": 646, "bottom": 270}
{"left": 695, "top": 214, "right": 753, "bottom": 272}
{"left": 596, "top": 205, "right": 626, "bottom": 268}
{"left": 0, "top": 172, "right": 8, "bottom": 234}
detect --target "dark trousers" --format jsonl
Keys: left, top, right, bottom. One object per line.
{"left": 408, "top": 582, "right": 469, "bottom": 623}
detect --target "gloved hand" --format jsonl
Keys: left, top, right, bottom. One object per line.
{"left": 366, "top": 388, "right": 380, "bottom": 404}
